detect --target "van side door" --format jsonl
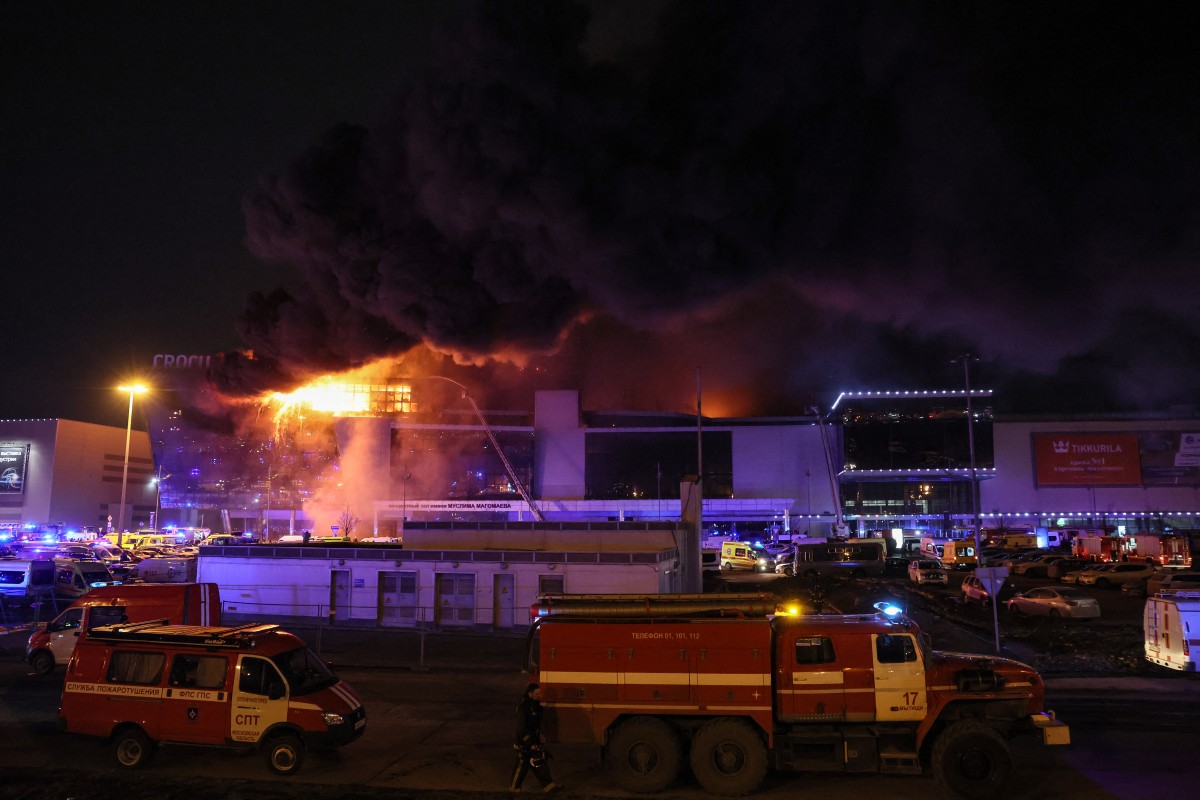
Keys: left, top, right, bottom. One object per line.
{"left": 161, "top": 653, "right": 231, "bottom": 744}
{"left": 46, "top": 607, "right": 85, "bottom": 665}
{"left": 231, "top": 655, "right": 290, "bottom": 743}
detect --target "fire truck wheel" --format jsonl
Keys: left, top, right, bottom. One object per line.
{"left": 931, "top": 721, "right": 1013, "bottom": 800}
{"left": 264, "top": 733, "right": 306, "bottom": 776}
{"left": 688, "top": 718, "right": 769, "bottom": 796}
{"left": 113, "top": 727, "right": 156, "bottom": 769}
{"left": 29, "top": 650, "right": 54, "bottom": 675}
{"left": 604, "top": 716, "right": 683, "bottom": 792}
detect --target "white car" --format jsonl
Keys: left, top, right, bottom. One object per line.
{"left": 1006, "top": 586, "right": 1101, "bottom": 619}
{"left": 907, "top": 559, "right": 948, "bottom": 585}
{"left": 1145, "top": 571, "right": 1200, "bottom": 596}
{"left": 961, "top": 574, "right": 1015, "bottom": 606}
{"left": 1077, "top": 562, "right": 1157, "bottom": 589}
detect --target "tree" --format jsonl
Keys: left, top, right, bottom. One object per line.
{"left": 336, "top": 507, "right": 360, "bottom": 538}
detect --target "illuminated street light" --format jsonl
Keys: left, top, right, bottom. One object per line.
{"left": 116, "top": 383, "right": 148, "bottom": 549}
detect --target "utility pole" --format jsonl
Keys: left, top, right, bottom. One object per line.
{"left": 955, "top": 352, "right": 1002, "bottom": 655}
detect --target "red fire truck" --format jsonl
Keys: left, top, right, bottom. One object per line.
{"left": 526, "top": 594, "right": 1068, "bottom": 799}
{"left": 1159, "top": 530, "right": 1200, "bottom": 568}
{"left": 1073, "top": 533, "right": 1123, "bottom": 562}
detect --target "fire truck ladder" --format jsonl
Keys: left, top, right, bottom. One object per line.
{"left": 460, "top": 391, "right": 546, "bottom": 522}
{"left": 531, "top": 592, "right": 779, "bottom": 618}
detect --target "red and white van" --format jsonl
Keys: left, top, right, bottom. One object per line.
{"left": 26, "top": 582, "right": 221, "bottom": 674}
{"left": 59, "top": 620, "right": 366, "bottom": 774}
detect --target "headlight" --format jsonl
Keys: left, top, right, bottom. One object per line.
{"left": 323, "top": 712, "right": 345, "bottom": 726}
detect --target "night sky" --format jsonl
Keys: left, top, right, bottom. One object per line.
{"left": 4, "top": 1, "right": 1199, "bottom": 429}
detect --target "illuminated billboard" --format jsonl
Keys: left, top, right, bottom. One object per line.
{"left": 0, "top": 442, "right": 29, "bottom": 495}
{"left": 1033, "top": 433, "right": 1141, "bottom": 486}
{"left": 1033, "top": 431, "right": 1200, "bottom": 487}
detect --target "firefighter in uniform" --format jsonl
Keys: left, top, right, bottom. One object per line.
{"left": 510, "top": 682, "right": 558, "bottom": 793}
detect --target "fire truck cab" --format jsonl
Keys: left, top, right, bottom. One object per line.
{"left": 527, "top": 593, "right": 1067, "bottom": 799}
{"left": 59, "top": 620, "right": 366, "bottom": 775}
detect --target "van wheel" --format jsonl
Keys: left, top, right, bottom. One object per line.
{"left": 689, "top": 718, "right": 769, "bottom": 796}
{"left": 29, "top": 650, "right": 54, "bottom": 675}
{"left": 604, "top": 716, "right": 683, "bottom": 792}
{"left": 113, "top": 727, "right": 156, "bottom": 769}
{"left": 931, "top": 721, "right": 1013, "bottom": 800}
{"left": 265, "top": 733, "right": 306, "bottom": 776}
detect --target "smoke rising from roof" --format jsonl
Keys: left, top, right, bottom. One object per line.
{"left": 216, "top": 1, "right": 1200, "bottom": 414}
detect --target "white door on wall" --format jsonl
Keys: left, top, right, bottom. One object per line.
{"left": 435, "top": 572, "right": 476, "bottom": 628}
{"left": 379, "top": 571, "right": 419, "bottom": 627}
{"left": 493, "top": 572, "right": 515, "bottom": 629}
{"left": 330, "top": 569, "right": 351, "bottom": 624}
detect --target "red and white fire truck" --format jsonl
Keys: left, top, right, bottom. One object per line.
{"left": 1073, "top": 533, "right": 1123, "bottom": 562}
{"left": 526, "top": 594, "right": 1068, "bottom": 799}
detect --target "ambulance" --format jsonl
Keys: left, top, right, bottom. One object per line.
{"left": 59, "top": 620, "right": 367, "bottom": 774}
{"left": 1144, "top": 591, "right": 1200, "bottom": 672}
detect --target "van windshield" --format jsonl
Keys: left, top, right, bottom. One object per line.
{"left": 271, "top": 646, "right": 337, "bottom": 696}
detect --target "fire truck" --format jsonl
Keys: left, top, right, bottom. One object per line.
{"left": 1159, "top": 530, "right": 1200, "bottom": 568}
{"left": 1072, "top": 533, "right": 1123, "bottom": 562}
{"left": 526, "top": 594, "right": 1068, "bottom": 799}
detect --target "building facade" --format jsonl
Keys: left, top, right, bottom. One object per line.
{"left": 0, "top": 418, "right": 156, "bottom": 538}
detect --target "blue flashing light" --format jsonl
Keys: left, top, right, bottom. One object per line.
{"left": 873, "top": 601, "right": 904, "bottom": 619}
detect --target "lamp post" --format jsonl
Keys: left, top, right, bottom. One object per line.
{"left": 152, "top": 465, "right": 172, "bottom": 531}
{"left": 116, "top": 384, "right": 147, "bottom": 550}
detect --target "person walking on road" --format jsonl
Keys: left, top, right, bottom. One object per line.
{"left": 510, "top": 682, "right": 558, "bottom": 793}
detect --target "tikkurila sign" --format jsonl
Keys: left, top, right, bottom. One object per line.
{"left": 1033, "top": 433, "right": 1142, "bottom": 486}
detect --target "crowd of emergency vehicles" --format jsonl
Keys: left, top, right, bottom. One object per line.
{"left": 6, "top": 514, "right": 1200, "bottom": 795}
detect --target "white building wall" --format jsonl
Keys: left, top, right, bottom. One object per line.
{"left": 731, "top": 424, "right": 833, "bottom": 516}
{"left": 984, "top": 419, "right": 1200, "bottom": 516}
{"left": 199, "top": 549, "right": 675, "bottom": 629}
{"left": 534, "top": 390, "right": 586, "bottom": 499}
{"left": 0, "top": 418, "right": 152, "bottom": 531}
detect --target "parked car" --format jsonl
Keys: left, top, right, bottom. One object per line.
{"left": 993, "top": 550, "right": 1044, "bottom": 569}
{"left": 1145, "top": 571, "right": 1200, "bottom": 597}
{"left": 1006, "top": 586, "right": 1101, "bottom": 619}
{"left": 907, "top": 559, "right": 948, "bottom": 585}
{"left": 961, "top": 574, "right": 1016, "bottom": 606}
{"left": 1012, "top": 554, "right": 1069, "bottom": 578}
{"left": 1046, "top": 558, "right": 1088, "bottom": 580}
{"left": 1061, "top": 563, "right": 1113, "bottom": 584}
{"left": 1077, "top": 562, "right": 1158, "bottom": 589}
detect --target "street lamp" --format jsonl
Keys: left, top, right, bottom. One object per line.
{"left": 116, "top": 383, "right": 147, "bottom": 549}
{"left": 152, "top": 465, "right": 172, "bottom": 532}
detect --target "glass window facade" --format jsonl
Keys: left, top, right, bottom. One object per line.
{"left": 584, "top": 431, "right": 732, "bottom": 500}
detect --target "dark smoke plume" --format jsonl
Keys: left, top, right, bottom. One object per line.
{"left": 216, "top": 0, "right": 1200, "bottom": 414}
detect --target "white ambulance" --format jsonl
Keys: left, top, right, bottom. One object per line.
{"left": 1144, "top": 591, "right": 1200, "bottom": 672}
